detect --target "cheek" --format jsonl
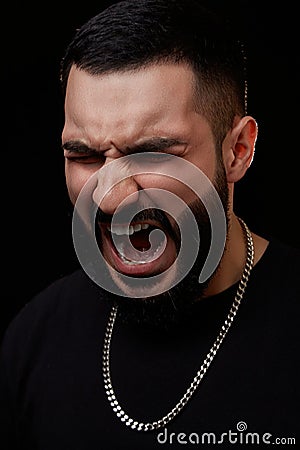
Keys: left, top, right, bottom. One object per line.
{"left": 185, "top": 152, "right": 217, "bottom": 181}
{"left": 135, "top": 174, "right": 197, "bottom": 204}
{"left": 65, "top": 164, "right": 96, "bottom": 205}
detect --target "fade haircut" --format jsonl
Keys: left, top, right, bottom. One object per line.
{"left": 60, "top": 0, "right": 247, "bottom": 149}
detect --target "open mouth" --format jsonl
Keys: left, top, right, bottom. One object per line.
{"left": 98, "top": 218, "right": 178, "bottom": 277}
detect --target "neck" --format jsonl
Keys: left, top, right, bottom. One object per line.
{"left": 204, "top": 214, "right": 269, "bottom": 298}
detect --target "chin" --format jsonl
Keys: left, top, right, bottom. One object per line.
{"left": 106, "top": 245, "right": 212, "bottom": 331}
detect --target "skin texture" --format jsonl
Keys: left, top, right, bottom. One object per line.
{"left": 62, "top": 63, "right": 268, "bottom": 302}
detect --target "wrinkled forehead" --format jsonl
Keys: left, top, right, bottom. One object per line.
{"left": 64, "top": 63, "right": 198, "bottom": 139}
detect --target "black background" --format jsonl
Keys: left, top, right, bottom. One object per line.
{"left": 1, "top": 1, "right": 299, "bottom": 340}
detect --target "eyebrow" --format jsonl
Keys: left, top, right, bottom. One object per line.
{"left": 125, "top": 137, "right": 187, "bottom": 153}
{"left": 62, "top": 141, "right": 98, "bottom": 154}
{"left": 62, "top": 137, "right": 187, "bottom": 154}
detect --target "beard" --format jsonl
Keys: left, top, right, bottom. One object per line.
{"left": 95, "top": 161, "right": 229, "bottom": 331}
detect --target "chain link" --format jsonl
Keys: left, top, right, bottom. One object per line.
{"left": 102, "top": 218, "right": 254, "bottom": 431}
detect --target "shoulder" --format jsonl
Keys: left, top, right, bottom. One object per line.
{"left": 256, "top": 237, "right": 300, "bottom": 278}
{"left": 0, "top": 269, "right": 112, "bottom": 437}
{"left": 248, "top": 237, "right": 300, "bottom": 329}
{"left": 0, "top": 269, "right": 110, "bottom": 366}
{"left": 245, "top": 237, "right": 300, "bottom": 318}
{"left": 4, "top": 269, "right": 99, "bottom": 332}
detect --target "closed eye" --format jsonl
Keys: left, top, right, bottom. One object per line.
{"left": 65, "top": 153, "right": 105, "bottom": 165}
{"left": 62, "top": 141, "right": 104, "bottom": 165}
{"left": 136, "top": 152, "right": 174, "bottom": 163}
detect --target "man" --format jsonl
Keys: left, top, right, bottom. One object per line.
{"left": 1, "top": 0, "right": 299, "bottom": 448}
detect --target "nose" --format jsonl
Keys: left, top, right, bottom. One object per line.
{"left": 92, "top": 160, "right": 140, "bottom": 216}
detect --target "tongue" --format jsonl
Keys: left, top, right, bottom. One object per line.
{"left": 112, "top": 227, "right": 167, "bottom": 263}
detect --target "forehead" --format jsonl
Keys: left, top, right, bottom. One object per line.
{"left": 64, "top": 64, "right": 199, "bottom": 143}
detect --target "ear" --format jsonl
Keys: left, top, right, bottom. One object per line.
{"left": 223, "top": 116, "right": 258, "bottom": 183}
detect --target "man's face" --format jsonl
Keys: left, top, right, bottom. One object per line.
{"left": 62, "top": 63, "right": 229, "bottom": 326}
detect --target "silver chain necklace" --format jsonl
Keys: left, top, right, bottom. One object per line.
{"left": 102, "top": 218, "right": 254, "bottom": 432}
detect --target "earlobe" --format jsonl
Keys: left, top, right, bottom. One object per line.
{"left": 224, "top": 116, "right": 258, "bottom": 183}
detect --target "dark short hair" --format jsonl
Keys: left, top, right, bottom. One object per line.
{"left": 60, "top": 0, "right": 247, "bottom": 147}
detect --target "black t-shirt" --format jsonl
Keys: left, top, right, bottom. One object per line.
{"left": 1, "top": 239, "right": 299, "bottom": 449}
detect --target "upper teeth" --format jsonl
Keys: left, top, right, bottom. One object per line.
{"left": 109, "top": 223, "right": 150, "bottom": 236}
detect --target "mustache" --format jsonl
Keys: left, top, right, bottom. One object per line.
{"left": 96, "top": 206, "right": 179, "bottom": 241}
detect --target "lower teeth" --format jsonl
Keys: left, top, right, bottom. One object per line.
{"left": 118, "top": 243, "right": 164, "bottom": 265}
{"left": 119, "top": 253, "right": 150, "bottom": 265}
